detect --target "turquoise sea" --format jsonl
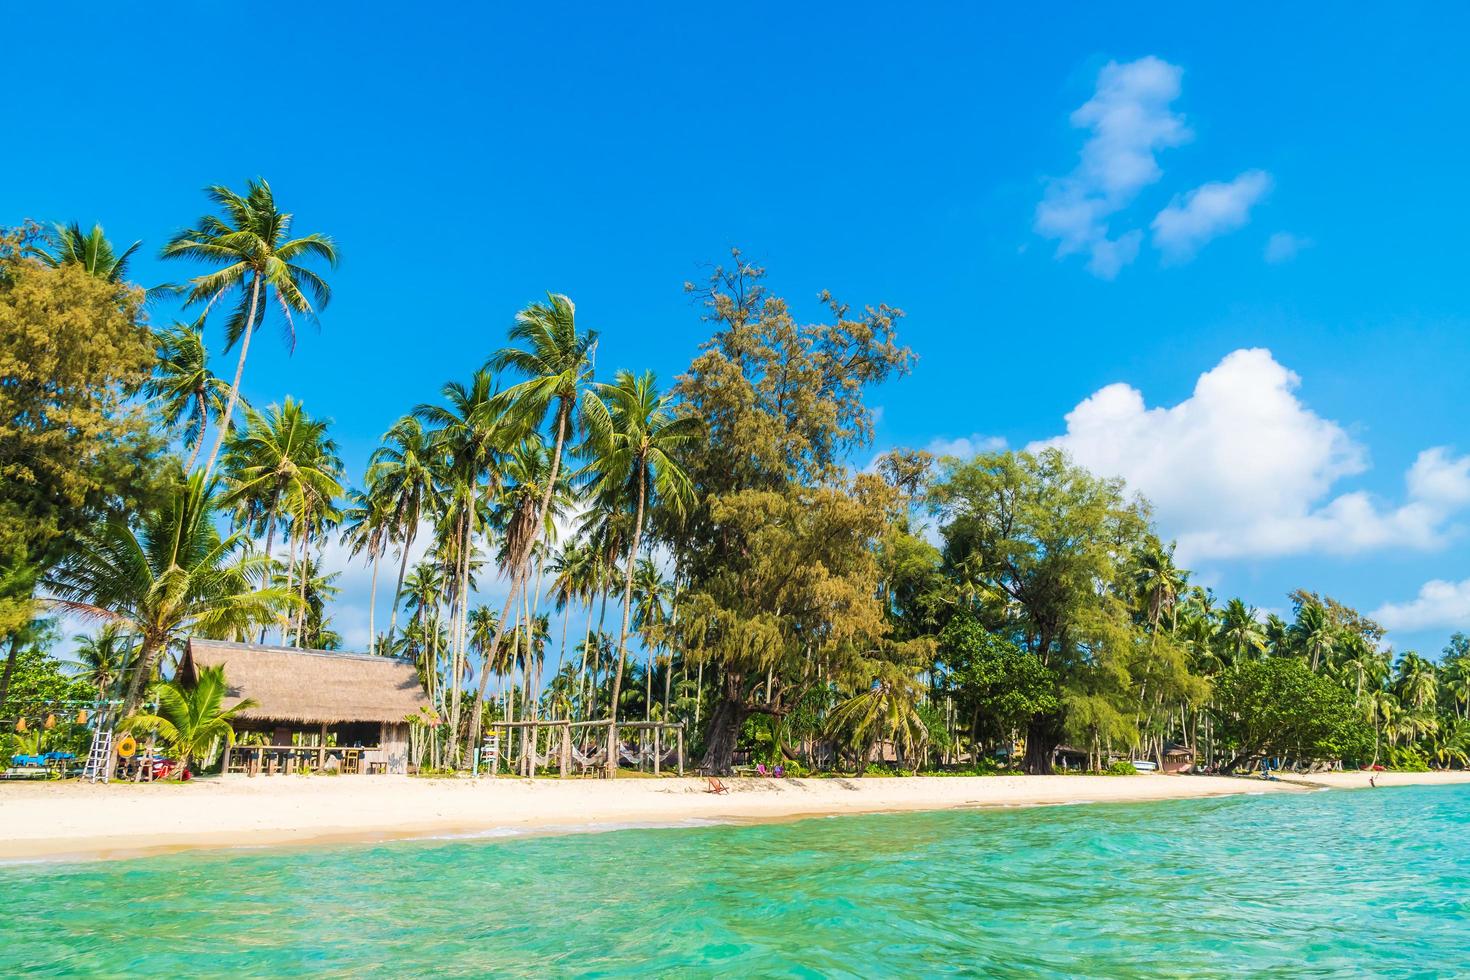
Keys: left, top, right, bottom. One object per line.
{"left": 2, "top": 784, "right": 1466, "bottom": 977}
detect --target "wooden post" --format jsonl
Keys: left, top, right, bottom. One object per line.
{"left": 677, "top": 723, "right": 685, "bottom": 777}
{"left": 560, "top": 723, "right": 571, "bottom": 778}
{"left": 318, "top": 723, "right": 327, "bottom": 773}
{"left": 607, "top": 720, "right": 616, "bottom": 779}
{"left": 528, "top": 721, "right": 537, "bottom": 781}
{"left": 653, "top": 726, "right": 662, "bottom": 776}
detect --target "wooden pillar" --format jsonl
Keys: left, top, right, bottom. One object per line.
{"left": 607, "top": 720, "right": 616, "bottom": 779}
{"left": 222, "top": 743, "right": 231, "bottom": 778}
{"left": 560, "top": 723, "right": 571, "bottom": 778}
{"left": 654, "top": 726, "right": 662, "bottom": 776}
{"left": 318, "top": 723, "right": 327, "bottom": 773}
{"left": 677, "top": 723, "right": 685, "bottom": 777}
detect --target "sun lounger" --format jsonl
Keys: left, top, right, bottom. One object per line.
{"left": 705, "top": 775, "right": 729, "bottom": 795}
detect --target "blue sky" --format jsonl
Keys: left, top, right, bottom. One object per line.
{"left": 7, "top": 3, "right": 1469, "bottom": 660}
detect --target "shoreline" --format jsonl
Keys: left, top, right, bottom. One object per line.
{"left": 2, "top": 770, "right": 1466, "bottom": 864}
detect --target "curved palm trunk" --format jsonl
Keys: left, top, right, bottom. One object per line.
{"left": 121, "top": 637, "right": 161, "bottom": 717}
{"left": 463, "top": 401, "right": 571, "bottom": 760}
{"left": 605, "top": 468, "right": 647, "bottom": 777}
{"left": 186, "top": 390, "right": 206, "bottom": 472}
{"left": 367, "top": 546, "right": 381, "bottom": 654}
{"left": 202, "top": 272, "right": 261, "bottom": 478}
{"left": 387, "top": 530, "right": 414, "bottom": 650}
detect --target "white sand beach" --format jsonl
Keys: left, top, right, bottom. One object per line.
{"left": 4, "top": 770, "right": 1467, "bottom": 862}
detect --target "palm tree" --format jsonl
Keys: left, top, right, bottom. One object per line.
{"left": 39, "top": 222, "right": 141, "bottom": 282}
{"left": 1218, "top": 599, "right": 1267, "bottom": 664}
{"left": 1289, "top": 603, "right": 1335, "bottom": 671}
{"left": 464, "top": 294, "right": 597, "bottom": 759}
{"left": 580, "top": 370, "right": 698, "bottom": 773}
{"left": 825, "top": 661, "right": 929, "bottom": 774}
{"left": 122, "top": 665, "right": 257, "bottom": 777}
{"left": 340, "top": 487, "right": 391, "bottom": 653}
{"left": 161, "top": 179, "right": 337, "bottom": 476}
{"left": 1134, "top": 545, "right": 1186, "bottom": 632}
{"left": 416, "top": 370, "right": 522, "bottom": 755}
{"left": 44, "top": 472, "right": 290, "bottom": 715}
{"left": 69, "top": 624, "right": 136, "bottom": 700}
{"left": 369, "top": 417, "right": 443, "bottom": 650}
{"left": 275, "top": 552, "right": 341, "bottom": 649}
{"left": 1395, "top": 652, "right": 1438, "bottom": 712}
{"left": 147, "top": 317, "right": 237, "bottom": 472}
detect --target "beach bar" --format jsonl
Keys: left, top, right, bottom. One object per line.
{"left": 179, "top": 639, "right": 429, "bottom": 775}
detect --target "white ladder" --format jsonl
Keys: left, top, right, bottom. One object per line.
{"left": 82, "top": 725, "right": 115, "bottom": 783}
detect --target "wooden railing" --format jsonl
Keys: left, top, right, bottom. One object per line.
{"left": 223, "top": 745, "right": 386, "bottom": 776}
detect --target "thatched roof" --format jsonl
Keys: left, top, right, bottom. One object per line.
{"left": 181, "top": 638, "right": 429, "bottom": 725}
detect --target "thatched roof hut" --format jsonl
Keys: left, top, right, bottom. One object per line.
{"left": 181, "top": 638, "right": 429, "bottom": 725}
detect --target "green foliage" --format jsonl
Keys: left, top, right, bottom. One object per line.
{"left": 1212, "top": 659, "right": 1374, "bottom": 770}
{"left": 1105, "top": 760, "right": 1137, "bottom": 776}
{"left": 0, "top": 229, "right": 161, "bottom": 633}
{"left": 122, "top": 664, "right": 257, "bottom": 776}
{"left": 941, "top": 612, "right": 1059, "bottom": 744}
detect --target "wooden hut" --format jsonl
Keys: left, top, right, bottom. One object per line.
{"left": 180, "top": 638, "right": 429, "bottom": 775}
{"left": 1162, "top": 744, "right": 1196, "bottom": 774}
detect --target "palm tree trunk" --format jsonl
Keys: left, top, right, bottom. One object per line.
{"left": 202, "top": 272, "right": 260, "bottom": 478}
{"left": 387, "top": 533, "right": 413, "bottom": 650}
{"left": 463, "top": 564, "right": 527, "bottom": 759}
{"left": 605, "top": 468, "right": 647, "bottom": 777}
{"left": 367, "top": 546, "right": 381, "bottom": 654}
{"left": 186, "top": 390, "right": 206, "bottom": 472}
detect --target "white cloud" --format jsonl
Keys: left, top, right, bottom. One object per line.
{"left": 1035, "top": 56, "right": 1190, "bottom": 279}
{"left": 1372, "top": 578, "right": 1470, "bottom": 632}
{"left": 1151, "top": 170, "right": 1272, "bottom": 262}
{"left": 927, "top": 433, "right": 1008, "bottom": 458}
{"left": 1264, "top": 231, "right": 1312, "bottom": 264}
{"left": 1030, "top": 348, "right": 1470, "bottom": 561}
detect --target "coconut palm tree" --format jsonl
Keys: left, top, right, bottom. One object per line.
{"left": 68, "top": 624, "right": 136, "bottom": 700}
{"left": 1289, "top": 603, "right": 1335, "bottom": 671}
{"left": 1134, "top": 544, "right": 1186, "bottom": 632}
{"left": 44, "top": 472, "right": 290, "bottom": 715}
{"left": 39, "top": 222, "right": 141, "bottom": 283}
{"left": 369, "top": 416, "right": 443, "bottom": 650}
{"left": 147, "top": 317, "right": 237, "bottom": 472}
{"left": 1218, "top": 599, "right": 1267, "bottom": 664}
{"left": 122, "top": 664, "right": 257, "bottom": 778}
{"left": 1395, "top": 652, "right": 1438, "bottom": 712}
{"left": 825, "top": 661, "right": 929, "bottom": 774}
{"left": 161, "top": 179, "right": 337, "bottom": 476}
{"left": 464, "top": 294, "right": 597, "bottom": 759}
{"left": 340, "top": 487, "right": 391, "bottom": 653}
{"left": 580, "top": 370, "right": 698, "bottom": 773}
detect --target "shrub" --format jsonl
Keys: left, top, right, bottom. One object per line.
{"left": 1105, "top": 760, "right": 1137, "bottom": 776}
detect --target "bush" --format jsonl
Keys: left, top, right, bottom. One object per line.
{"left": 1105, "top": 760, "right": 1137, "bottom": 776}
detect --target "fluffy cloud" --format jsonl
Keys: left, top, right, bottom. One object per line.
{"left": 1264, "top": 231, "right": 1312, "bottom": 264}
{"left": 1372, "top": 578, "right": 1470, "bottom": 632}
{"left": 1030, "top": 348, "right": 1470, "bottom": 561}
{"left": 1035, "top": 56, "right": 1190, "bottom": 279}
{"left": 1151, "top": 170, "right": 1272, "bottom": 262}
{"left": 927, "top": 433, "right": 1007, "bottom": 458}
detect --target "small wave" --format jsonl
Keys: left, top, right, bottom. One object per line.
{"left": 424, "top": 818, "right": 729, "bottom": 842}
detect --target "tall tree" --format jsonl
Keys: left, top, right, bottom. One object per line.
{"left": 580, "top": 370, "right": 697, "bottom": 773}
{"left": 147, "top": 317, "right": 237, "bottom": 472}
{"left": 931, "top": 449, "right": 1153, "bottom": 774}
{"left": 161, "top": 179, "right": 337, "bottom": 476}
{"left": 669, "top": 254, "right": 911, "bottom": 773}
{"left": 369, "top": 417, "right": 443, "bottom": 650}
{"left": 465, "top": 294, "right": 596, "bottom": 759}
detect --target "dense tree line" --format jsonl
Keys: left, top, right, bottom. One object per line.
{"left": 3, "top": 185, "right": 1465, "bottom": 778}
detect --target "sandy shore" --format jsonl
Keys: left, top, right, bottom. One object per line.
{"left": 3, "top": 770, "right": 1466, "bottom": 862}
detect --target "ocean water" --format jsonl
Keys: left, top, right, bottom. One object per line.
{"left": 2, "top": 784, "right": 1467, "bottom": 977}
